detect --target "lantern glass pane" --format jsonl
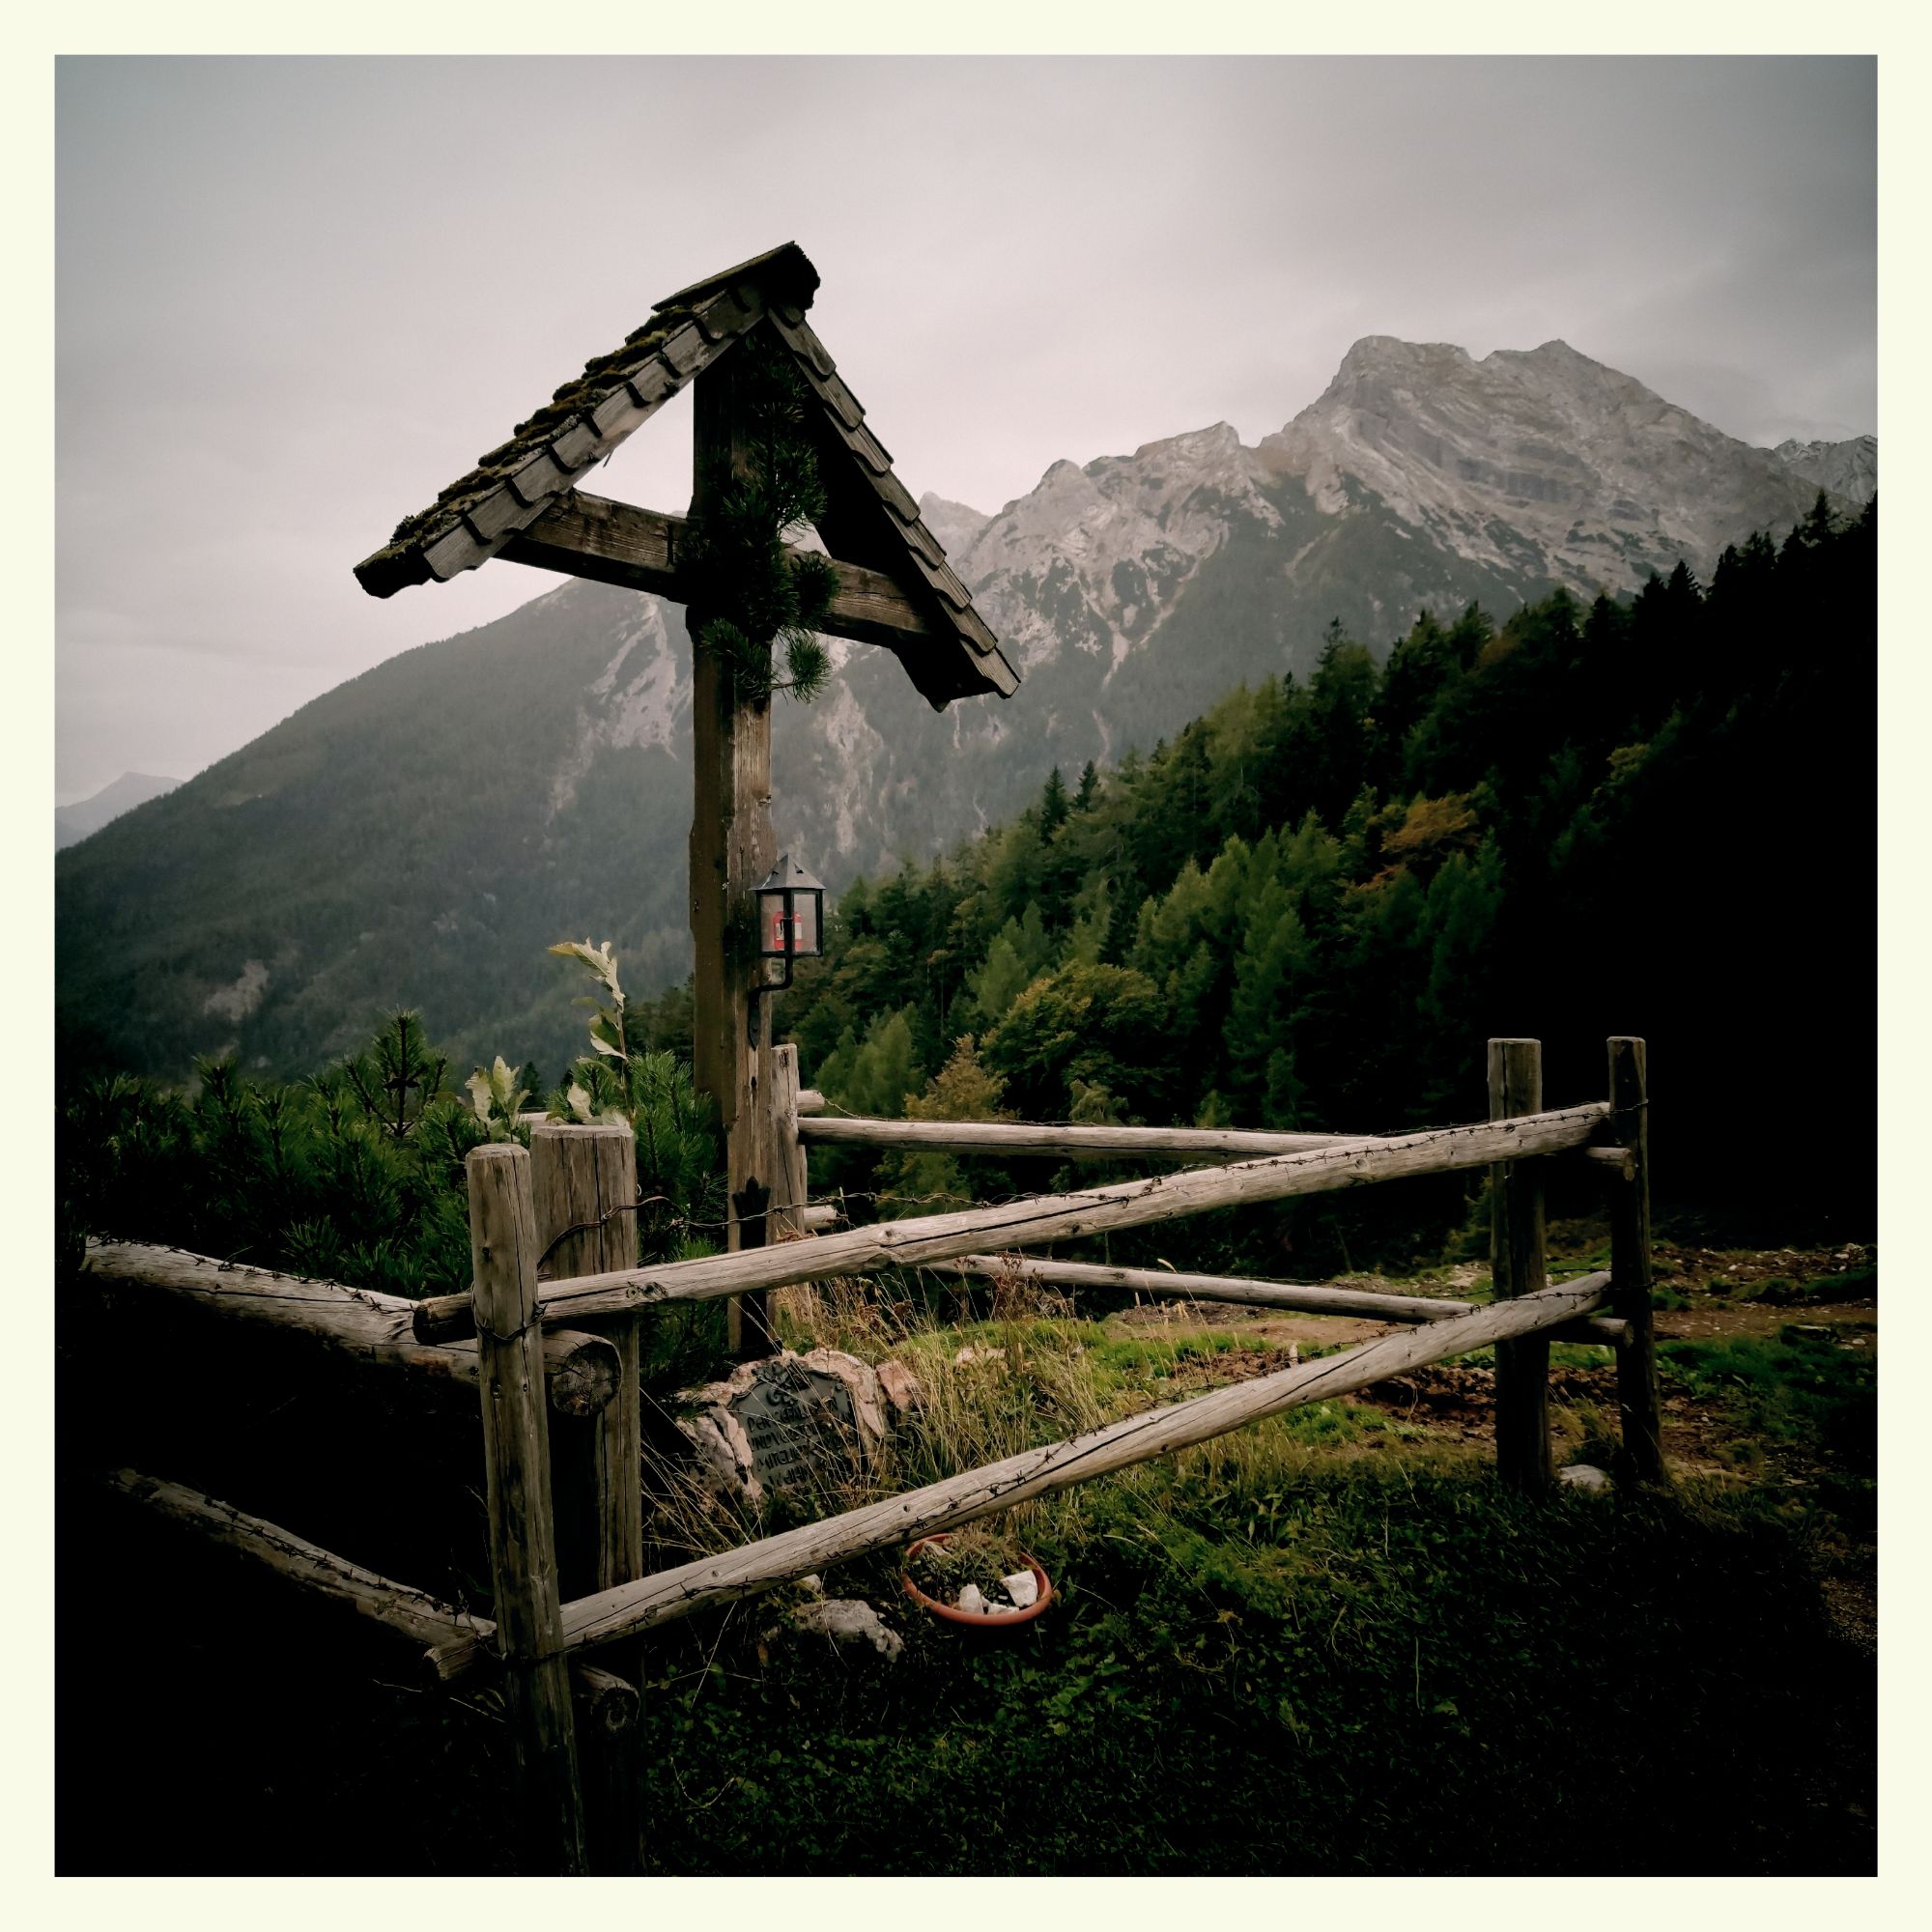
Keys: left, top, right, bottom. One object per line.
{"left": 761, "top": 891, "right": 822, "bottom": 957}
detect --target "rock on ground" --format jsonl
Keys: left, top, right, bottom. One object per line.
{"left": 789, "top": 1598, "right": 904, "bottom": 1662}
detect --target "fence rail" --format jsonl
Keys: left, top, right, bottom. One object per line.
{"left": 427, "top": 1269, "right": 1612, "bottom": 1682}
{"left": 409, "top": 1099, "right": 1609, "bottom": 1342}
{"left": 75, "top": 1034, "right": 1662, "bottom": 1875}
{"left": 932, "top": 1252, "right": 1629, "bottom": 1344}
{"left": 78, "top": 1240, "right": 622, "bottom": 1415}
{"left": 797, "top": 1116, "right": 1378, "bottom": 1159}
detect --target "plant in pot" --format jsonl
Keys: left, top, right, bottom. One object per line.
{"left": 902, "top": 1522, "right": 1053, "bottom": 1627}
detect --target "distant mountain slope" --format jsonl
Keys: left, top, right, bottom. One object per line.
{"left": 1772, "top": 434, "right": 1877, "bottom": 504}
{"left": 58, "top": 335, "right": 1873, "bottom": 1084}
{"left": 56, "top": 771, "right": 180, "bottom": 849}
{"left": 57, "top": 583, "right": 696, "bottom": 1081}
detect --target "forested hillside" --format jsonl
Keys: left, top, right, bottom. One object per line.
{"left": 780, "top": 497, "right": 1875, "bottom": 1255}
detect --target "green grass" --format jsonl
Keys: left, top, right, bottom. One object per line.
{"left": 1658, "top": 1331, "right": 1875, "bottom": 1468}
{"left": 1725, "top": 1265, "right": 1876, "bottom": 1306}
{"left": 611, "top": 1289, "right": 1874, "bottom": 1874}
{"left": 627, "top": 1465, "right": 1867, "bottom": 1874}
{"left": 69, "top": 1252, "right": 1875, "bottom": 1876}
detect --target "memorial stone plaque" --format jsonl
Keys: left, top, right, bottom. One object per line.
{"left": 729, "top": 1355, "right": 862, "bottom": 1492}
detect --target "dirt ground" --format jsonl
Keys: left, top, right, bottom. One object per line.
{"left": 1100, "top": 1238, "right": 1878, "bottom": 1654}
{"left": 1099, "top": 1239, "right": 1877, "bottom": 1479}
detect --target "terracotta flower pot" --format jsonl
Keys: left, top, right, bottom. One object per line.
{"left": 901, "top": 1533, "right": 1054, "bottom": 1629}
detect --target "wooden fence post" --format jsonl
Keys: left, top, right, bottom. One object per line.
{"left": 467, "top": 1141, "right": 587, "bottom": 1876}
{"left": 530, "top": 1122, "right": 644, "bottom": 1597}
{"left": 1489, "top": 1038, "right": 1554, "bottom": 1491}
{"left": 530, "top": 1120, "right": 642, "bottom": 1876}
{"left": 771, "top": 1044, "right": 810, "bottom": 1240}
{"left": 1607, "top": 1037, "right": 1667, "bottom": 1485}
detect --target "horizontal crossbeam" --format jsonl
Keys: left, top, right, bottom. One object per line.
{"left": 499, "top": 490, "right": 939, "bottom": 650}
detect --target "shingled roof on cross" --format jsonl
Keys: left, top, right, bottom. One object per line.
{"left": 353, "top": 242, "right": 1017, "bottom": 709}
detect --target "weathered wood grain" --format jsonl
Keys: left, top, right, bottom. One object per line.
{"left": 1490, "top": 1040, "right": 1554, "bottom": 1491}
{"left": 427, "top": 1272, "right": 1609, "bottom": 1681}
{"left": 690, "top": 354, "right": 779, "bottom": 1360}
{"left": 78, "top": 1239, "right": 617, "bottom": 1414}
{"left": 531, "top": 1122, "right": 645, "bottom": 1875}
{"left": 797, "top": 1116, "right": 1377, "bottom": 1159}
{"left": 411, "top": 1102, "right": 1609, "bottom": 1342}
{"left": 570, "top": 1662, "right": 639, "bottom": 1739}
{"left": 1608, "top": 1037, "right": 1667, "bottom": 1486}
{"left": 770, "top": 1045, "right": 811, "bottom": 1239}
{"left": 532, "top": 1124, "right": 644, "bottom": 1599}
{"left": 468, "top": 1144, "right": 586, "bottom": 1874}
{"left": 934, "top": 1253, "right": 1627, "bottom": 1344}
{"left": 105, "top": 1466, "right": 494, "bottom": 1649}
{"left": 937, "top": 1253, "right": 1473, "bottom": 1321}
{"left": 499, "top": 491, "right": 941, "bottom": 651}
{"left": 105, "top": 1467, "right": 639, "bottom": 1719}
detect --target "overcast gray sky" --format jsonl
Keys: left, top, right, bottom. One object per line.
{"left": 55, "top": 55, "right": 1875, "bottom": 803}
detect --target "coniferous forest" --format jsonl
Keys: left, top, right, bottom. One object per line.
{"left": 778, "top": 497, "right": 1874, "bottom": 1263}
{"left": 60, "top": 498, "right": 1873, "bottom": 1285}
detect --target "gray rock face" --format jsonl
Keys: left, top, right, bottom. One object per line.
{"left": 917, "top": 491, "right": 994, "bottom": 559}
{"left": 1260, "top": 336, "right": 1837, "bottom": 598}
{"left": 1771, "top": 434, "right": 1877, "bottom": 505}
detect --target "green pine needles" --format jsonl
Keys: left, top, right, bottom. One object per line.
{"left": 685, "top": 327, "right": 837, "bottom": 706}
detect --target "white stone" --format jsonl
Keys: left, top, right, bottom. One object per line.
{"left": 999, "top": 1570, "right": 1039, "bottom": 1610}
{"left": 1560, "top": 1463, "right": 1612, "bottom": 1492}
{"left": 956, "top": 1583, "right": 988, "bottom": 1616}
{"left": 791, "top": 1598, "right": 903, "bottom": 1662}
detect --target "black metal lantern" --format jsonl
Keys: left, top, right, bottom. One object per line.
{"left": 756, "top": 854, "right": 824, "bottom": 962}
{"left": 750, "top": 854, "right": 824, "bottom": 1040}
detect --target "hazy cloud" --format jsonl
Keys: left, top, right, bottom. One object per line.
{"left": 56, "top": 55, "right": 1874, "bottom": 800}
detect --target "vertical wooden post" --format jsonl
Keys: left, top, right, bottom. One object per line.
{"left": 530, "top": 1122, "right": 643, "bottom": 1595}
{"left": 689, "top": 344, "right": 778, "bottom": 1359}
{"left": 467, "top": 1142, "right": 586, "bottom": 1875}
{"left": 530, "top": 1121, "right": 644, "bottom": 1875}
{"left": 770, "top": 1043, "right": 810, "bottom": 1239}
{"left": 1607, "top": 1037, "right": 1667, "bottom": 1485}
{"left": 1489, "top": 1038, "right": 1553, "bottom": 1491}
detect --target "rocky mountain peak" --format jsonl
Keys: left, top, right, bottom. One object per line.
{"left": 1261, "top": 332, "right": 1831, "bottom": 592}
{"left": 917, "top": 491, "right": 993, "bottom": 560}
{"left": 1771, "top": 434, "right": 1877, "bottom": 505}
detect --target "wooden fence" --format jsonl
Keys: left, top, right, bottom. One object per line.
{"left": 75, "top": 1036, "right": 1662, "bottom": 1873}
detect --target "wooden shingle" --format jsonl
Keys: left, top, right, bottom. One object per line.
{"left": 353, "top": 241, "right": 1015, "bottom": 710}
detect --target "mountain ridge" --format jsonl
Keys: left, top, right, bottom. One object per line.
{"left": 56, "top": 771, "right": 182, "bottom": 850}
{"left": 57, "top": 333, "right": 1875, "bottom": 1082}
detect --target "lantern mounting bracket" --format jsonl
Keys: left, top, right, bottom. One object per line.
{"left": 748, "top": 895, "right": 801, "bottom": 1046}
{"left": 749, "top": 855, "right": 824, "bottom": 1047}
